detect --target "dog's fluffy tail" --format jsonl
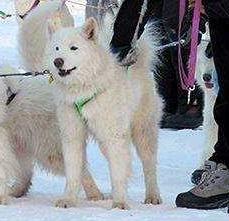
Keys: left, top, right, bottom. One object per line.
{"left": 130, "top": 26, "right": 163, "bottom": 125}
{"left": 130, "top": 24, "right": 160, "bottom": 80}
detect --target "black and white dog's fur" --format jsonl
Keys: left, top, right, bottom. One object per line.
{"left": 196, "top": 28, "right": 218, "bottom": 163}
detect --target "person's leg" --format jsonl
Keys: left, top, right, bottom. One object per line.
{"left": 156, "top": 47, "right": 179, "bottom": 115}
{"left": 207, "top": 2, "right": 229, "bottom": 167}
{"left": 110, "top": 0, "right": 162, "bottom": 61}
{"left": 176, "top": 0, "right": 229, "bottom": 209}
{"left": 197, "top": 0, "right": 229, "bottom": 167}
{"left": 153, "top": 2, "right": 179, "bottom": 116}
{"left": 160, "top": 0, "right": 205, "bottom": 130}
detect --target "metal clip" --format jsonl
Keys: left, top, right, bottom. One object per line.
{"left": 187, "top": 85, "right": 196, "bottom": 104}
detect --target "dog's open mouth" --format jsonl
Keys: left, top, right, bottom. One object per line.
{"left": 204, "top": 82, "right": 214, "bottom": 89}
{"left": 58, "top": 67, "right": 77, "bottom": 77}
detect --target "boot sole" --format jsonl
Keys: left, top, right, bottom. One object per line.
{"left": 181, "top": 199, "right": 229, "bottom": 210}
{"left": 176, "top": 192, "right": 229, "bottom": 210}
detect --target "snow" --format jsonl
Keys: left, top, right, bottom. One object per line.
{"left": 0, "top": 1, "right": 228, "bottom": 220}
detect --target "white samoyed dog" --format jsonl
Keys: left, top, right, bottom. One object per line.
{"left": 196, "top": 32, "right": 218, "bottom": 163}
{"left": 45, "top": 17, "right": 162, "bottom": 209}
{"left": 0, "top": 0, "right": 103, "bottom": 204}
{"left": 0, "top": 75, "right": 103, "bottom": 204}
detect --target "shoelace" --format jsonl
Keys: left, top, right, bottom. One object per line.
{"left": 199, "top": 168, "right": 226, "bottom": 190}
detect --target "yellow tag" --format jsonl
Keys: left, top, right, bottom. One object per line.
{"left": 48, "top": 75, "right": 54, "bottom": 84}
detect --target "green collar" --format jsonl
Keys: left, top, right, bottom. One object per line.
{"left": 73, "top": 67, "right": 130, "bottom": 122}
{"left": 74, "top": 92, "right": 98, "bottom": 122}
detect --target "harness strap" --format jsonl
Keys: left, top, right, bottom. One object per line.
{"left": 73, "top": 66, "right": 131, "bottom": 122}
{"left": 17, "top": 0, "right": 40, "bottom": 19}
{"left": 0, "top": 11, "right": 11, "bottom": 19}
{"left": 6, "top": 87, "right": 17, "bottom": 106}
{"left": 74, "top": 93, "right": 98, "bottom": 122}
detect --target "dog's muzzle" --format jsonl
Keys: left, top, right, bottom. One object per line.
{"left": 54, "top": 58, "right": 77, "bottom": 77}
{"left": 58, "top": 67, "right": 77, "bottom": 77}
{"left": 203, "top": 73, "right": 214, "bottom": 89}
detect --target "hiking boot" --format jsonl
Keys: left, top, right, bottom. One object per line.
{"left": 160, "top": 88, "right": 204, "bottom": 130}
{"left": 160, "top": 110, "right": 203, "bottom": 130}
{"left": 191, "top": 160, "right": 217, "bottom": 185}
{"left": 176, "top": 163, "right": 229, "bottom": 209}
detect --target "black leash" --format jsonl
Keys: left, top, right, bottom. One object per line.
{"left": 0, "top": 70, "right": 51, "bottom": 78}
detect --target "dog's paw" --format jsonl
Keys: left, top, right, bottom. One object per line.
{"left": 112, "top": 202, "right": 130, "bottom": 210}
{"left": 144, "top": 194, "right": 162, "bottom": 205}
{"left": 0, "top": 195, "right": 10, "bottom": 205}
{"left": 55, "top": 197, "right": 77, "bottom": 208}
{"left": 87, "top": 193, "right": 104, "bottom": 201}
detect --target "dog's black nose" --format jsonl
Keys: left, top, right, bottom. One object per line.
{"left": 54, "top": 58, "right": 64, "bottom": 68}
{"left": 203, "top": 73, "right": 212, "bottom": 82}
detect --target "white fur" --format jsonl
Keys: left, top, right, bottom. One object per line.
{"left": 196, "top": 31, "right": 218, "bottom": 163}
{"left": 17, "top": 0, "right": 74, "bottom": 72}
{"left": 45, "top": 18, "right": 162, "bottom": 209}
{"left": 0, "top": 0, "right": 103, "bottom": 204}
{"left": 0, "top": 75, "right": 104, "bottom": 203}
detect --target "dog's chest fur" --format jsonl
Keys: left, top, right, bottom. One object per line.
{"left": 56, "top": 77, "right": 142, "bottom": 138}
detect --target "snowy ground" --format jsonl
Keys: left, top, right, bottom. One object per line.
{"left": 0, "top": 1, "right": 228, "bottom": 220}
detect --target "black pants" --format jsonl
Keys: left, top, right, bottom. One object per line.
{"left": 110, "top": 0, "right": 204, "bottom": 115}
{"left": 203, "top": 0, "right": 229, "bottom": 167}
{"left": 110, "top": 0, "right": 164, "bottom": 63}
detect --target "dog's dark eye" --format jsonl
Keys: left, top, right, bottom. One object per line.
{"left": 70, "top": 46, "right": 78, "bottom": 51}
{"left": 56, "top": 46, "right": 59, "bottom": 51}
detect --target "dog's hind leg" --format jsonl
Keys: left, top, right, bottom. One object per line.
{"left": 0, "top": 127, "right": 32, "bottom": 204}
{"left": 132, "top": 107, "right": 162, "bottom": 205}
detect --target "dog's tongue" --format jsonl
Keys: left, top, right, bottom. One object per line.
{"left": 15, "top": 0, "right": 40, "bottom": 17}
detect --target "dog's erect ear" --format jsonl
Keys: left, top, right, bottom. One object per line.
{"left": 47, "top": 12, "right": 63, "bottom": 39}
{"left": 82, "top": 17, "right": 98, "bottom": 41}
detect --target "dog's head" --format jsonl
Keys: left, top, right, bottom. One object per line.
{"left": 197, "top": 41, "right": 219, "bottom": 94}
{"left": 201, "top": 43, "right": 218, "bottom": 91}
{"left": 46, "top": 18, "right": 104, "bottom": 88}
{"left": 199, "top": 64, "right": 219, "bottom": 94}
{"left": 201, "top": 70, "right": 219, "bottom": 96}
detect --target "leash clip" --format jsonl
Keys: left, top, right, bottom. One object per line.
{"left": 187, "top": 85, "right": 196, "bottom": 104}
{"left": 44, "top": 70, "right": 54, "bottom": 84}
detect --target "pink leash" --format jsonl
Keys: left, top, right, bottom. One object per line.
{"left": 178, "top": 0, "right": 202, "bottom": 102}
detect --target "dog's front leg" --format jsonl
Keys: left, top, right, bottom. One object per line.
{"left": 55, "top": 105, "right": 86, "bottom": 208}
{"left": 104, "top": 138, "right": 131, "bottom": 210}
